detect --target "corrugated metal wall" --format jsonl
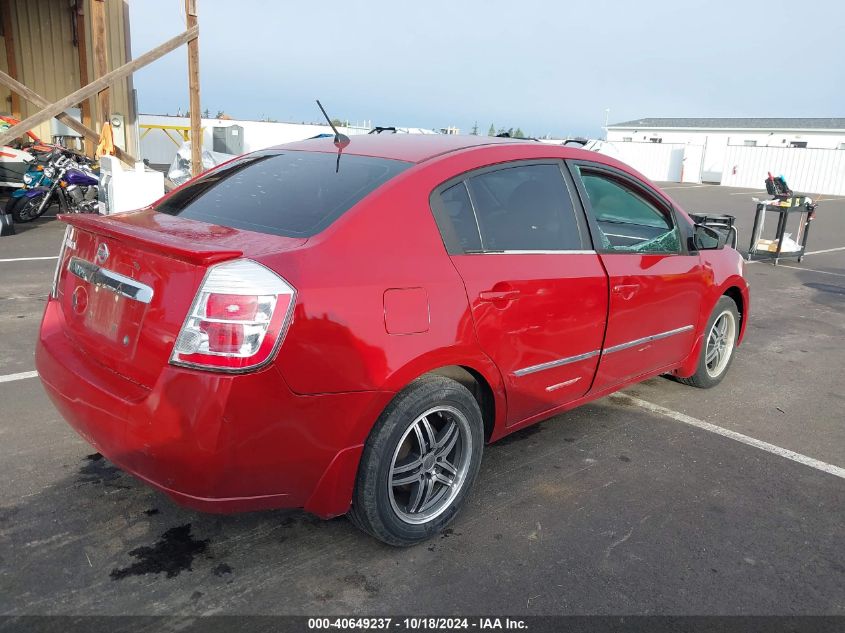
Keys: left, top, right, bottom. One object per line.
{"left": 721, "top": 146, "right": 845, "bottom": 196}
{"left": 0, "top": 0, "right": 134, "bottom": 154}
{"left": 9, "top": 0, "right": 81, "bottom": 141}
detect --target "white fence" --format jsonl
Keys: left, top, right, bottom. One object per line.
{"left": 720, "top": 146, "right": 845, "bottom": 196}
{"left": 611, "top": 142, "right": 705, "bottom": 184}
{"left": 613, "top": 142, "right": 683, "bottom": 182}
{"left": 612, "top": 141, "right": 845, "bottom": 195}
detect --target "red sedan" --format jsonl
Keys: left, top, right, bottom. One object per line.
{"left": 37, "top": 134, "right": 748, "bottom": 545}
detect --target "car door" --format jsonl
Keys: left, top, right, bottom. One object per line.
{"left": 567, "top": 161, "right": 706, "bottom": 390}
{"left": 430, "top": 161, "right": 608, "bottom": 425}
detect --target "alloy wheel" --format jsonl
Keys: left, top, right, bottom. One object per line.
{"left": 388, "top": 405, "right": 472, "bottom": 525}
{"left": 705, "top": 310, "right": 736, "bottom": 378}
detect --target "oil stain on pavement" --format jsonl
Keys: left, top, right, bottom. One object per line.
{"left": 110, "top": 524, "right": 208, "bottom": 580}
{"left": 78, "top": 452, "right": 126, "bottom": 487}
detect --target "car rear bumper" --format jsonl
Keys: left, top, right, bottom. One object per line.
{"left": 36, "top": 299, "right": 393, "bottom": 517}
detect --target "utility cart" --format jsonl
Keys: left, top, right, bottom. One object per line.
{"left": 746, "top": 173, "right": 818, "bottom": 265}
{"left": 747, "top": 197, "right": 816, "bottom": 264}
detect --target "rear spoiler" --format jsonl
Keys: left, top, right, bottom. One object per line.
{"left": 59, "top": 213, "right": 243, "bottom": 266}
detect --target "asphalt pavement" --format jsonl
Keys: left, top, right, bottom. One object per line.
{"left": 0, "top": 184, "right": 842, "bottom": 616}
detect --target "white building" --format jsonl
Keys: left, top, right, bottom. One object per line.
{"left": 138, "top": 114, "right": 374, "bottom": 169}
{"left": 138, "top": 114, "right": 455, "bottom": 170}
{"left": 606, "top": 118, "right": 845, "bottom": 183}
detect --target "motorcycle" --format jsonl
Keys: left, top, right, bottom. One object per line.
{"left": 5, "top": 149, "right": 99, "bottom": 222}
{"left": 0, "top": 114, "right": 54, "bottom": 191}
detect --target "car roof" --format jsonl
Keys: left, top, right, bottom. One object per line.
{"left": 275, "top": 133, "right": 535, "bottom": 164}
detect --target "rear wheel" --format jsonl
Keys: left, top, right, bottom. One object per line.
{"left": 9, "top": 195, "right": 49, "bottom": 223}
{"left": 349, "top": 375, "right": 484, "bottom": 546}
{"left": 678, "top": 296, "right": 739, "bottom": 388}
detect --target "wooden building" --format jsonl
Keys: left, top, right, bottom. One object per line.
{"left": 0, "top": 0, "right": 136, "bottom": 156}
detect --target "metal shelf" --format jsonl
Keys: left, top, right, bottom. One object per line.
{"left": 747, "top": 197, "right": 816, "bottom": 265}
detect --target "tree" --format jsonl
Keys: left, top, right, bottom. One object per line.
{"left": 488, "top": 123, "right": 495, "bottom": 137}
{"left": 513, "top": 127, "right": 525, "bottom": 139}
{"left": 202, "top": 108, "right": 210, "bottom": 118}
{"left": 471, "top": 121, "right": 479, "bottom": 135}
{"left": 331, "top": 118, "right": 344, "bottom": 128}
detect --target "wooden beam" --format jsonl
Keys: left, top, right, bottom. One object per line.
{"left": 74, "top": 0, "right": 93, "bottom": 155}
{"left": 0, "top": 69, "right": 135, "bottom": 164}
{"left": 186, "top": 0, "right": 201, "bottom": 177}
{"left": 0, "top": 69, "right": 177, "bottom": 190}
{"left": 91, "top": 0, "right": 109, "bottom": 125}
{"left": 0, "top": 0, "right": 20, "bottom": 119}
{"left": 0, "top": 25, "right": 198, "bottom": 147}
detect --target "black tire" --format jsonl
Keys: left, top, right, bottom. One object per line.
{"left": 349, "top": 375, "right": 484, "bottom": 546}
{"left": 677, "top": 296, "right": 740, "bottom": 389}
{"left": 9, "top": 195, "right": 49, "bottom": 223}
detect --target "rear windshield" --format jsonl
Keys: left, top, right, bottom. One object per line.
{"left": 156, "top": 150, "right": 410, "bottom": 237}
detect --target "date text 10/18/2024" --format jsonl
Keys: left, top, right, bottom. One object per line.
{"left": 307, "top": 618, "right": 528, "bottom": 630}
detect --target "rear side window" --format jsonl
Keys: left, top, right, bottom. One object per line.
{"left": 156, "top": 151, "right": 410, "bottom": 237}
{"left": 434, "top": 182, "right": 482, "bottom": 252}
{"left": 467, "top": 164, "right": 583, "bottom": 251}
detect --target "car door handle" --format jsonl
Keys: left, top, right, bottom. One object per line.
{"left": 479, "top": 290, "right": 520, "bottom": 302}
{"left": 612, "top": 283, "right": 640, "bottom": 300}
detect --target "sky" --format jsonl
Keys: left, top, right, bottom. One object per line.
{"left": 128, "top": 0, "right": 845, "bottom": 138}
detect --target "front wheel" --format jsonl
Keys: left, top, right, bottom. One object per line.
{"left": 349, "top": 375, "right": 484, "bottom": 546}
{"left": 9, "top": 195, "right": 50, "bottom": 223}
{"left": 678, "top": 296, "right": 739, "bottom": 388}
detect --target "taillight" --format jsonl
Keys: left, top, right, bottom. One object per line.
{"left": 170, "top": 259, "right": 295, "bottom": 372}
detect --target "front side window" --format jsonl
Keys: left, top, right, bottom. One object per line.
{"left": 466, "top": 164, "right": 583, "bottom": 251}
{"left": 576, "top": 168, "right": 681, "bottom": 254}
{"left": 157, "top": 150, "right": 410, "bottom": 237}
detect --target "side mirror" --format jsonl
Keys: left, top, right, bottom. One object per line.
{"left": 691, "top": 224, "right": 726, "bottom": 251}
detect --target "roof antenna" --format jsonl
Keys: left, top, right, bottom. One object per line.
{"left": 316, "top": 99, "right": 350, "bottom": 172}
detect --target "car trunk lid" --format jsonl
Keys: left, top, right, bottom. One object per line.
{"left": 54, "top": 210, "right": 305, "bottom": 388}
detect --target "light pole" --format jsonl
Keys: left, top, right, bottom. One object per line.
{"left": 604, "top": 108, "right": 610, "bottom": 140}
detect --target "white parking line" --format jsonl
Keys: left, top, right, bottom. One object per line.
{"left": 610, "top": 393, "right": 845, "bottom": 480}
{"left": 0, "top": 256, "right": 58, "bottom": 263}
{"left": 804, "top": 246, "right": 845, "bottom": 256}
{"left": 776, "top": 264, "right": 845, "bottom": 278}
{"left": 0, "top": 370, "right": 39, "bottom": 384}
{"left": 745, "top": 245, "right": 845, "bottom": 265}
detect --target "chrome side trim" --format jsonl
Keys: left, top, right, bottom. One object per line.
{"left": 602, "top": 324, "right": 694, "bottom": 355}
{"left": 68, "top": 257, "right": 154, "bottom": 304}
{"left": 513, "top": 350, "right": 600, "bottom": 377}
{"left": 512, "top": 326, "right": 695, "bottom": 378}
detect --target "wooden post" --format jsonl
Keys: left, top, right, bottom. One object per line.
{"left": 0, "top": 0, "right": 20, "bottom": 119}
{"left": 91, "top": 0, "right": 109, "bottom": 126}
{"left": 74, "top": 0, "right": 93, "bottom": 155}
{"left": 186, "top": 0, "right": 201, "bottom": 177}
